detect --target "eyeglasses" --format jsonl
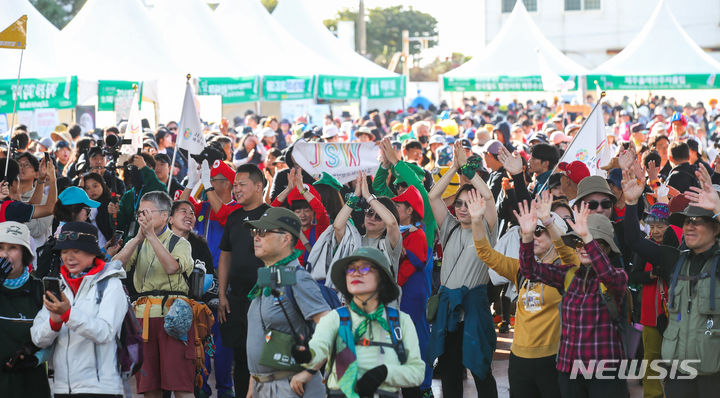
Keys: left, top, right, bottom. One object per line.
{"left": 534, "top": 226, "right": 546, "bottom": 237}
{"left": 569, "top": 237, "right": 585, "bottom": 249}
{"left": 364, "top": 208, "right": 382, "bottom": 221}
{"left": 346, "top": 264, "right": 373, "bottom": 275}
{"left": 82, "top": 207, "right": 91, "bottom": 214}
{"left": 453, "top": 200, "right": 468, "bottom": 209}
{"left": 684, "top": 217, "right": 711, "bottom": 226}
{"left": 135, "top": 209, "right": 166, "bottom": 219}
{"left": 58, "top": 231, "right": 98, "bottom": 242}
{"left": 584, "top": 199, "right": 613, "bottom": 210}
{"left": 250, "top": 228, "right": 287, "bottom": 238}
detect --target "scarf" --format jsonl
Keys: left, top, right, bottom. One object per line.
{"left": 61, "top": 258, "right": 105, "bottom": 295}
{"left": 349, "top": 301, "right": 390, "bottom": 342}
{"left": 247, "top": 249, "right": 303, "bottom": 300}
{"left": 3, "top": 267, "right": 29, "bottom": 289}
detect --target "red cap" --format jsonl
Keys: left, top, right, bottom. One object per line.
{"left": 391, "top": 185, "right": 424, "bottom": 218}
{"left": 210, "top": 160, "right": 235, "bottom": 183}
{"left": 558, "top": 161, "right": 590, "bottom": 185}
{"left": 287, "top": 184, "right": 321, "bottom": 205}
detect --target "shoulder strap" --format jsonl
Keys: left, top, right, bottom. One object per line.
{"left": 386, "top": 307, "right": 407, "bottom": 364}
{"left": 443, "top": 222, "right": 462, "bottom": 249}
{"left": 168, "top": 234, "right": 181, "bottom": 253}
{"left": 96, "top": 278, "right": 110, "bottom": 304}
{"left": 668, "top": 251, "right": 690, "bottom": 308}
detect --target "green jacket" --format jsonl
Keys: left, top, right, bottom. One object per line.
{"left": 0, "top": 279, "right": 51, "bottom": 397}
{"left": 116, "top": 166, "right": 167, "bottom": 240}
{"left": 373, "top": 161, "right": 437, "bottom": 250}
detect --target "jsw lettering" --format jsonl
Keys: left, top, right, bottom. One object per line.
{"left": 308, "top": 143, "right": 361, "bottom": 168}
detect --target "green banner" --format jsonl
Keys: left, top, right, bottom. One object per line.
{"left": 444, "top": 75, "right": 546, "bottom": 91}
{"left": 263, "top": 76, "right": 315, "bottom": 101}
{"left": 588, "top": 74, "right": 720, "bottom": 90}
{"left": 0, "top": 76, "right": 77, "bottom": 113}
{"left": 198, "top": 76, "right": 260, "bottom": 104}
{"left": 366, "top": 76, "right": 405, "bottom": 99}
{"left": 317, "top": 75, "right": 363, "bottom": 100}
{"left": 98, "top": 80, "right": 140, "bottom": 111}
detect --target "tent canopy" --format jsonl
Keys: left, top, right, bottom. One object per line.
{"left": 0, "top": 0, "right": 61, "bottom": 78}
{"left": 443, "top": 1, "right": 588, "bottom": 91}
{"left": 589, "top": 0, "right": 720, "bottom": 90}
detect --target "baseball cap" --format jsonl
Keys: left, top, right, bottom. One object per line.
{"left": 58, "top": 186, "right": 100, "bottom": 208}
{"left": 558, "top": 161, "right": 590, "bottom": 185}
{"left": 210, "top": 160, "right": 235, "bottom": 182}
{"left": 606, "top": 168, "right": 623, "bottom": 189}
{"left": 482, "top": 139, "right": 503, "bottom": 155}
{"left": 244, "top": 207, "right": 302, "bottom": 240}
{"left": 550, "top": 131, "right": 572, "bottom": 145}
{"left": 322, "top": 125, "right": 339, "bottom": 138}
{"left": 460, "top": 138, "right": 472, "bottom": 149}
{"left": 429, "top": 134, "right": 446, "bottom": 145}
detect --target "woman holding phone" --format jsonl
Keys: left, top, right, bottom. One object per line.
{"left": 31, "top": 222, "right": 127, "bottom": 397}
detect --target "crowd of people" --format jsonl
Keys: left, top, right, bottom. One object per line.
{"left": 2, "top": 93, "right": 720, "bottom": 398}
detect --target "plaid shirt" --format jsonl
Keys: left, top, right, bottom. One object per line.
{"left": 519, "top": 240, "right": 628, "bottom": 373}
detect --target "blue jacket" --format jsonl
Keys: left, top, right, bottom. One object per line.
{"left": 427, "top": 284, "right": 496, "bottom": 379}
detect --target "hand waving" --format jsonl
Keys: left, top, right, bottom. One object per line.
{"left": 513, "top": 200, "right": 538, "bottom": 239}
{"left": 621, "top": 169, "right": 644, "bottom": 205}
{"left": 497, "top": 146, "right": 523, "bottom": 175}
{"left": 466, "top": 189, "right": 486, "bottom": 221}
{"left": 618, "top": 149, "right": 635, "bottom": 171}
{"left": 535, "top": 191, "right": 553, "bottom": 223}
{"left": 567, "top": 201, "right": 591, "bottom": 242}
{"left": 453, "top": 141, "right": 467, "bottom": 169}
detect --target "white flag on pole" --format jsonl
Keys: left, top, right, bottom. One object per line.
{"left": 558, "top": 102, "right": 612, "bottom": 176}
{"left": 176, "top": 82, "right": 205, "bottom": 156}
{"left": 120, "top": 87, "right": 143, "bottom": 155}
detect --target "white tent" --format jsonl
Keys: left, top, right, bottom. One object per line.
{"left": 272, "top": 0, "right": 396, "bottom": 78}
{"left": 151, "top": 0, "right": 253, "bottom": 77}
{"left": 590, "top": 0, "right": 720, "bottom": 90}
{"left": 59, "top": 0, "right": 180, "bottom": 81}
{"left": 443, "top": 1, "right": 588, "bottom": 91}
{"left": 0, "top": 0, "right": 61, "bottom": 78}
{"left": 213, "top": 0, "right": 337, "bottom": 76}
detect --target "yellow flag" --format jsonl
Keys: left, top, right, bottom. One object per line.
{"left": 0, "top": 15, "right": 27, "bottom": 50}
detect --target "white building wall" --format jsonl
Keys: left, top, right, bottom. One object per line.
{"left": 481, "top": 0, "right": 720, "bottom": 69}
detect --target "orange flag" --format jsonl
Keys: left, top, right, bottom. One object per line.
{"left": 0, "top": 15, "right": 27, "bottom": 50}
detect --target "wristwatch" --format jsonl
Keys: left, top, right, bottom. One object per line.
{"left": 367, "top": 194, "right": 377, "bottom": 204}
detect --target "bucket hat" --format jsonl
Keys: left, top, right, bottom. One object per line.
{"left": 561, "top": 214, "right": 620, "bottom": 254}
{"left": 330, "top": 247, "right": 400, "bottom": 303}
{"left": 575, "top": 175, "right": 617, "bottom": 203}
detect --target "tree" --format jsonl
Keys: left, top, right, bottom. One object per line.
{"left": 260, "top": 0, "right": 278, "bottom": 13}
{"left": 30, "top": 0, "right": 86, "bottom": 29}
{"left": 324, "top": 6, "right": 438, "bottom": 68}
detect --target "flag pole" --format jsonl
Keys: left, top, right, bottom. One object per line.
{"left": 168, "top": 74, "right": 190, "bottom": 194}
{"left": 4, "top": 49, "right": 24, "bottom": 178}
{"left": 536, "top": 91, "right": 606, "bottom": 193}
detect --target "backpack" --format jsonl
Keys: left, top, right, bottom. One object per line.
{"left": 96, "top": 279, "right": 143, "bottom": 378}
{"left": 563, "top": 266, "right": 639, "bottom": 358}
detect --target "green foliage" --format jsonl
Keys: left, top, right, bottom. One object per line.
{"left": 323, "top": 6, "right": 438, "bottom": 67}
{"left": 410, "top": 53, "right": 472, "bottom": 82}
{"left": 260, "top": 0, "right": 278, "bottom": 13}
{"left": 30, "top": 0, "right": 86, "bottom": 30}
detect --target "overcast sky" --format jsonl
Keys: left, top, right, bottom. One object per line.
{"left": 298, "top": 0, "right": 481, "bottom": 55}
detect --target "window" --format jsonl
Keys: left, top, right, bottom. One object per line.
{"left": 565, "top": 0, "right": 601, "bottom": 11}
{"left": 502, "top": 0, "right": 538, "bottom": 12}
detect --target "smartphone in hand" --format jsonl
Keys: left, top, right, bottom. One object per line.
{"left": 42, "top": 276, "right": 62, "bottom": 300}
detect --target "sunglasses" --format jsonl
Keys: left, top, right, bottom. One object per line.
{"left": 58, "top": 231, "right": 97, "bottom": 243}
{"left": 250, "top": 228, "right": 286, "bottom": 238}
{"left": 534, "top": 226, "right": 546, "bottom": 237}
{"left": 364, "top": 208, "right": 382, "bottom": 221}
{"left": 568, "top": 237, "right": 585, "bottom": 249}
{"left": 585, "top": 199, "right": 613, "bottom": 210}
{"left": 453, "top": 200, "right": 468, "bottom": 209}
{"left": 684, "top": 217, "right": 711, "bottom": 226}
{"left": 346, "top": 264, "right": 373, "bottom": 275}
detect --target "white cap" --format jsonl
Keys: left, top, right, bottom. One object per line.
{"left": 261, "top": 127, "right": 276, "bottom": 138}
{"left": 322, "top": 125, "right": 339, "bottom": 138}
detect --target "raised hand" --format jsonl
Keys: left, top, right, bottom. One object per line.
{"left": 360, "top": 172, "right": 371, "bottom": 199}
{"left": 354, "top": 173, "right": 362, "bottom": 196}
{"left": 621, "top": 169, "right": 644, "bottom": 205}
{"left": 535, "top": 190, "right": 553, "bottom": 223}
{"left": 696, "top": 164, "right": 713, "bottom": 190}
{"left": 0, "top": 181, "right": 9, "bottom": 202}
{"left": 513, "top": 200, "right": 538, "bottom": 238}
{"left": 453, "top": 141, "right": 467, "bottom": 169}
{"left": 293, "top": 167, "right": 305, "bottom": 191}
{"left": 655, "top": 182, "right": 670, "bottom": 204}
{"left": 686, "top": 184, "right": 720, "bottom": 213}
{"left": 646, "top": 160, "right": 659, "bottom": 182}
{"left": 380, "top": 138, "right": 400, "bottom": 166}
{"left": 497, "top": 146, "right": 523, "bottom": 175}
{"left": 567, "top": 201, "right": 591, "bottom": 241}
{"left": 618, "top": 149, "right": 635, "bottom": 171}
{"left": 466, "top": 189, "right": 486, "bottom": 221}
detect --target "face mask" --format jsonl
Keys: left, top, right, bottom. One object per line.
{"left": 418, "top": 136, "right": 429, "bottom": 144}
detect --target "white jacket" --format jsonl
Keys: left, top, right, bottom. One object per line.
{"left": 31, "top": 260, "right": 127, "bottom": 395}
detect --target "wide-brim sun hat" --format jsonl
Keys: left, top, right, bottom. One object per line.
{"left": 330, "top": 247, "right": 400, "bottom": 303}
{"left": 0, "top": 222, "right": 35, "bottom": 262}
{"left": 668, "top": 205, "right": 718, "bottom": 228}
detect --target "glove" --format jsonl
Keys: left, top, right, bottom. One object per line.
{"left": 3, "top": 344, "right": 38, "bottom": 371}
{"left": 0, "top": 257, "right": 12, "bottom": 284}
{"left": 355, "top": 365, "right": 388, "bottom": 397}
{"left": 186, "top": 165, "right": 200, "bottom": 189}
{"left": 200, "top": 160, "right": 212, "bottom": 189}
{"left": 291, "top": 336, "right": 312, "bottom": 364}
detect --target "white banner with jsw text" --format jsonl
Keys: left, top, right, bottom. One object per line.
{"left": 292, "top": 141, "right": 379, "bottom": 184}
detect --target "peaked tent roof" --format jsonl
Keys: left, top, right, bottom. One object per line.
{"left": 444, "top": 1, "right": 588, "bottom": 78}
{"left": 592, "top": 0, "right": 720, "bottom": 75}
{"left": 0, "top": 0, "right": 61, "bottom": 78}
{"left": 59, "top": 0, "right": 181, "bottom": 81}
{"left": 213, "top": 0, "right": 338, "bottom": 76}
{"left": 151, "top": 0, "right": 253, "bottom": 77}
{"left": 272, "top": 0, "right": 397, "bottom": 78}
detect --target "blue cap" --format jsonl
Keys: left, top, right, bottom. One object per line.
{"left": 606, "top": 168, "right": 623, "bottom": 189}
{"left": 58, "top": 186, "right": 100, "bottom": 208}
